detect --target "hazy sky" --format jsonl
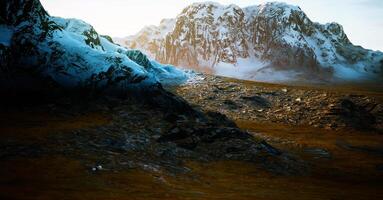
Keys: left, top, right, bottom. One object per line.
{"left": 40, "top": 0, "right": 383, "bottom": 51}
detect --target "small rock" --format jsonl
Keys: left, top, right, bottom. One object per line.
{"left": 295, "top": 97, "right": 302, "bottom": 102}
{"left": 304, "top": 148, "right": 331, "bottom": 159}
{"left": 91, "top": 165, "right": 103, "bottom": 172}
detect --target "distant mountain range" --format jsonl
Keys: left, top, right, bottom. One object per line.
{"left": 116, "top": 2, "right": 383, "bottom": 83}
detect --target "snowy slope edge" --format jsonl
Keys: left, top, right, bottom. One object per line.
{"left": 0, "top": 0, "right": 187, "bottom": 90}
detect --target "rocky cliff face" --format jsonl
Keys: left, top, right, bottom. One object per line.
{"left": 120, "top": 2, "right": 383, "bottom": 82}
{"left": 0, "top": 0, "right": 47, "bottom": 26}
{"left": 0, "top": 0, "right": 187, "bottom": 91}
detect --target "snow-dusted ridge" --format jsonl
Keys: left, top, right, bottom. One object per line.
{"left": 0, "top": 0, "right": 187, "bottom": 90}
{"left": 118, "top": 1, "right": 383, "bottom": 82}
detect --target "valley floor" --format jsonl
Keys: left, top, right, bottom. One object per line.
{"left": 0, "top": 74, "right": 383, "bottom": 200}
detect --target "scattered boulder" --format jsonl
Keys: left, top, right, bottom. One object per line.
{"left": 328, "top": 99, "right": 376, "bottom": 130}
{"left": 205, "top": 111, "right": 238, "bottom": 128}
{"left": 241, "top": 95, "right": 271, "bottom": 108}
{"left": 223, "top": 99, "right": 239, "bottom": 109}
{"left": 175, "top": 74, "right": 382, "bottom": 132}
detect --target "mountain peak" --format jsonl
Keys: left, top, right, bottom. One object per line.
{"left": 179, "top": 1, "right": 242, "bottom": 20}
{"left": 189, "top": 1, "right": 224, "bottom": 8}
{"left": 244, "top": 2, "right": 300, "bottom": 15}
{"left": 187, "top": 1, "right": 240, "bottom": 9}
{"left": 259, "top": 1, "right": 301, "bottom": 10}
{"left": 118, "top": 1, "right": 383, "bottom": 82}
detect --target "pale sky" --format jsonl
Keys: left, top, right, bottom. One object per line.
{"left": 40, "top": 0, "right": 383, "bottom": 51}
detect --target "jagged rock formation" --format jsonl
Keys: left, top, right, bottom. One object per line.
{"left": 0, "top": 0, "right": 187, "bottom": 91}
{"left": 119, "top": 2, "right": 383, "bottom": 82}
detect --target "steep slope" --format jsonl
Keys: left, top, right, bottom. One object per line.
{"left": 119, "top": 2, "right": 383, "bottom": 82}
{"left": 0, "top": 0, "right": 187, "bottom": 91}
{"left": 0, "top": 1, "right": 309, "bottom": 183}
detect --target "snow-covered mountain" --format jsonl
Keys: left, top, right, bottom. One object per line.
{"left": 118, "top": 2, "right": 383, "bottom": 82}
{"left": 0, "top": 0, "right": 186, "bottom": 91}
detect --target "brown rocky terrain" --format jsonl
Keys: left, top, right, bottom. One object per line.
{"left": 0, "top": 75, "right": 382, "bottom": 199}
{"left": 173, "top": 74, "right": 383, "bottom": 132}
{"left": 2, "top": 1, "right": 383, "bottom": 199}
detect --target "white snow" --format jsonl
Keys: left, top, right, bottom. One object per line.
{"left": 213, "top": 58, "right": 303, "bottom": 83}
{"left": 3, "top": 14, "right": 188, "bottom": 88}
{"left": 213, "top": 57, "right": 269, "bottom": 79}
{"left": 37, "top": 28, "right": 147, "bottom": 87}
{"left": 149, "top": 60, "right": 188, "bottom": 85}
{"left": 332, "top": 63, "right": 371, "bottom": 80}
{"left": 244, "top": 2, "right": 300, "bottom": 21}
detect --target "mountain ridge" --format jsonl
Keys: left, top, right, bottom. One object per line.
{"left": 117, "top": 1, "right": 383, "bottom": 83}
{"left": 0, "top": 0, "right": 187, "bottom": 92}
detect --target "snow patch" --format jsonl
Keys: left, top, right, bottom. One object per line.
{"left": 3, "top": 13, "right": 187, "bottom": 89}
{"left": 214, "top": 57, "right": 269, "bottom": 79}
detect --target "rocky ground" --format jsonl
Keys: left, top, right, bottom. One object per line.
{"left": 1, "top": 75, "right": 383, "bottom": 199}
{"left": 173, "top": 74, "right": 383, "bottom": 132}
{"left": 0, "top": 87, "right": 304, "bottom": 179}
